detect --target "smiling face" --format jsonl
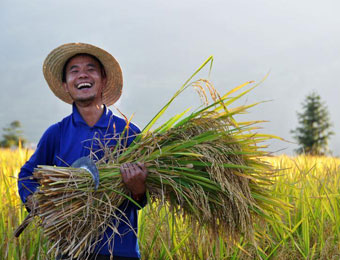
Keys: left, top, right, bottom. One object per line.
{"left": 62, "top": 54, "right": 107, "bottom": 106}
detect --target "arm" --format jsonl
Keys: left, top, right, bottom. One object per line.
{"left": 18, "top": 164, "right": 40, "bottom": 205}
{"left": 18, "top": 124, "right": 60, "bottom": 205}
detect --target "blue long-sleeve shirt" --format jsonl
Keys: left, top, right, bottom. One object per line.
{"left": 18, "top": 104, "right": 144, "bottom": 257}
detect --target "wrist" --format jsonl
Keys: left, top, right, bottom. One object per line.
{"left": 132, "top": 192, "right": 145, "bottom": 201}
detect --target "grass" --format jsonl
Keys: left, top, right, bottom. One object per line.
{"left": 2, "top": 147, "right": 340, "bottom": 259}
{"left": 0, "top": 147, "right": 50, "bottom": 259}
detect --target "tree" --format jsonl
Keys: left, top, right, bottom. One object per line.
{"left": 0, "top": 120, "right": 27, "bottom": 148}
{"left": 291, "top": 92, "right": 334, "bottom": 155}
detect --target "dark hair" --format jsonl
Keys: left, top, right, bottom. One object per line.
{"left": 62, "top": 53, "right": 106, "bottom": 82}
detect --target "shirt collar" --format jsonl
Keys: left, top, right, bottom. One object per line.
{"left": 72, "top": 103, "right": 112, "bottom": 128}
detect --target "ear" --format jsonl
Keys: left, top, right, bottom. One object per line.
{"left": 62, "top": 82, "right": 69, "bottom": 93}
{"left": 101, "top": 76, "right": 108, "bottom": 92}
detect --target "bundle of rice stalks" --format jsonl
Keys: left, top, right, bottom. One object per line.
{"left": 22, "top": 57, "right": 284, "bottom": 259}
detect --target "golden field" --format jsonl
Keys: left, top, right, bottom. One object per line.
{"left": 1, "top": 148, "right": 340, "bottom": 259}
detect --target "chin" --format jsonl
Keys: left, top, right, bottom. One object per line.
{"left": 74, "top": 96, "right": 98, "bottom": 105}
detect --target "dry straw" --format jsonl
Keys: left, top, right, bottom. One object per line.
{"left": 23, "top": 56, "right": 284, "bottom": 259}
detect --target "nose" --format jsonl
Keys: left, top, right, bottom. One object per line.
{"left": 78, "top": 68, "right": 89, "bottom": 79}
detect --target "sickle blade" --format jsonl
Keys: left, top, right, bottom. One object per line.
{"left": 71, "top": 157, "right": 99, "bottom": 190}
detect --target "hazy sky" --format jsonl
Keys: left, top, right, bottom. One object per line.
{"left": 1, "top": 0, "right": 339, "bottom": 155}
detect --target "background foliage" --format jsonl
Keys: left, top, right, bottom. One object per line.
{"left": 0, "top": 121, "right": 26, "bottom": 148}
{"left": 291, "top": 92, "right": 333, "bottom": 155}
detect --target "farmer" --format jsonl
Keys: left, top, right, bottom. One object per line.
{"left": 17, "top": 43, "right": 147, "bottom": 260}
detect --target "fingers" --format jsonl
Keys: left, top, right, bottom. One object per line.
{"left": 120, "top": 163, "right": 131, "bottom": 182}
{"left": 136, "top": 162, "right": 147, "bottom": 174}
{"left": 121, "top": 163, "right": 136, "bottom": 182}
{"left": 130, "top": 163, "right": 140, "bottom": 177}
{"left": 120, "top": 162, "right": 147, "bottom": 197}
{"left": 121, "top": 162, "right": 147, "bottom": 176}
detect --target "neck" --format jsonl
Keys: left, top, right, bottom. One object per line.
{"left": 75, "top": 103, "right": 104, "bottom": 127}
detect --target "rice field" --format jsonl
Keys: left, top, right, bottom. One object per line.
{"left": 1, "top": 147, "right": 340, "bottom": 259}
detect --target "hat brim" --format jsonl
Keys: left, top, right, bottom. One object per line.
{"left": 43, "top": 43, "right": 123, "bottom": 106}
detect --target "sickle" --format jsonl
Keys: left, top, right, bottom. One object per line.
{"left": 71, "top": 156, "right": 100, "bottom": 190}
{"left": 14, "top": 157, "right": 99, "bottom": 238}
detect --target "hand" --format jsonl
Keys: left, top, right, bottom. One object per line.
{"left": 120, "top": 162, "right": 147, "bottom": 200}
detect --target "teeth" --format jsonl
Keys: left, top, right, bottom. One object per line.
{"left": 77, "top": 83, "right": 92, "bottom": 89}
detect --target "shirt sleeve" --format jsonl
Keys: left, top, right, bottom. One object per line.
{"left": 17, "top": 124, "right": 60, "bottom": 203}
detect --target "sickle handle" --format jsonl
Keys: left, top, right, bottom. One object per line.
{"left": 14, "top": 213, "right": 33, "bottom": 238}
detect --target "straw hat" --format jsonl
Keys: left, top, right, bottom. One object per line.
{"left": 43, "top": 42, "right": 123, "bottom": 106}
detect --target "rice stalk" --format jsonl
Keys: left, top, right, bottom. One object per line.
{"left": 21, "top": 56, "right": 284, "bottom": 259}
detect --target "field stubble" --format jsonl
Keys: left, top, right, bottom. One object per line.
{"left": 1, "top": 148, "right": 340, "bottom": 259}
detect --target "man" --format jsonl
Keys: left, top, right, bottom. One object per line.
{"left": 18, "top": 43, "right": 147, "bottom": 260}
